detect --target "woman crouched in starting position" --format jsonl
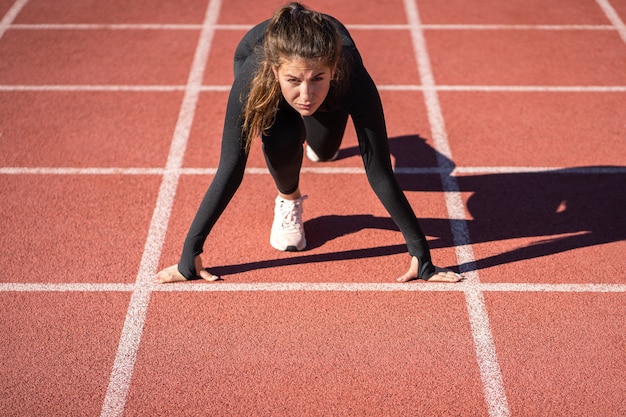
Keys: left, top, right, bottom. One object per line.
{"left": 155, "top": 2, "right": 463, "bottom": 283}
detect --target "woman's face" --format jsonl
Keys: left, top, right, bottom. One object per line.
{"left": 273, "top": 57, "right": 334, "bottom": 117}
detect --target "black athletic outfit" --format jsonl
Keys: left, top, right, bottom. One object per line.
{"left": 178, "top": 16, "right": 436, "bottom": 280}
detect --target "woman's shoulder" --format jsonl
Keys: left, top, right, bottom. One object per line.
{"left": 243, "top": 19, "right": 271, "bottom": 44}
{"left": 324, "top": 14, "right": 357, "bottom": 49}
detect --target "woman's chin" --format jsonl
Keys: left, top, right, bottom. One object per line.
{"left": 298, "top": 109, "right": 318, "bottom": 117}
{"left": 293, "top": 103, "right": 319, "bottom": 116}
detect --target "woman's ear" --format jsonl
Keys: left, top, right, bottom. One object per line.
{"left": 272, "top": 66, "right": 279, "bottom": 80}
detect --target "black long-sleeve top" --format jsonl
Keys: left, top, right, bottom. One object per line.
{"left": 177, "top": 16, "right": 435, "bottom": 280}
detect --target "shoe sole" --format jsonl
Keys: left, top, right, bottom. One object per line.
{"left": 270, "top": 238, "right": 306, "bottom": 252}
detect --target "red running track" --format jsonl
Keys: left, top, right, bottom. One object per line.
{"left": 1, "top": 0, "right": 625, "bottom": 416}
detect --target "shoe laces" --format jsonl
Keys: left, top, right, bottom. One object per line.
{"left": 277, "top": 195, "right": 307, "bottom": 232}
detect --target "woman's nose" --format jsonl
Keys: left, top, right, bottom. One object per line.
{"left": 300, "top": 82, "right": 312, "bottom": 100}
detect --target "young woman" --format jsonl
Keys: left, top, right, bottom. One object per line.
{"left": 155, "top": 2, "right": 462, "bottom": 283}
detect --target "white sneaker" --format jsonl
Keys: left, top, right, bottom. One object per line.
{"left": 270, "top": 195, "right": 308, "bottom": 251}
{"left": 306, "top": 145, "right": 339, "bottom": 162}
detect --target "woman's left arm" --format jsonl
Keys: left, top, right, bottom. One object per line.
{"left": 349, "top": 70, "right": 436, "bottom": 279}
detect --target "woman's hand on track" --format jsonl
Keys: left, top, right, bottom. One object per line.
{"left": 153, "top": 256, "right": 220, "bottom": 283}
{"left": 396, "top": 256, "right": 464, "bottom": 283}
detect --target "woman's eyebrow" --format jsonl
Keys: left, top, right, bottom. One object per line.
{"left": 284, "top": 71, "right": 328, "bottom": 78}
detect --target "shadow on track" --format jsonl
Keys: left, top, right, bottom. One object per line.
{"left": 210, "top": 134, "right": 625, "bottom": 277}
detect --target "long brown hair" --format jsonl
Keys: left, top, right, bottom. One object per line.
{"left": 242, "top": 2, "right": 346, "bottom": 151}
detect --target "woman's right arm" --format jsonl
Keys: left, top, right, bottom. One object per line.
{"left": 177, "top": 72, "right": 252, "bottom": 279}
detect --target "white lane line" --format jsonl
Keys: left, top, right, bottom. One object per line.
{"left": 0, "top": 85, "right": 188, "bottom": 92}
{"left": 478, "top": 283, "right": 626, "bottom": 293}
{"left": 7, "top": 23, "right": 204, "bottom": 30}
{"left": 98, "top": 1, "right": 222, "bottom": 416}
{"left": 352, "top": 24, "right": 616, "bottom": 31}
{"left": 4, "top": 22, "right": 616, "bottom": 31}
{"left": 0, "top": 283, "right": 136, "bottom": 292}
{"left": 0, "top": 0, "right": 29, "bottom": 40}
{"left": 0, "top": 167, "right": 165, "bottom": 175}
{"left": 3, "top": 84, "right": 626, "bottom": 92}
{"left": 463, "top": 286, "right": 510, "bottom": 415}
{"left": 3, "top": 282, "right": 623, "bottom": 293}
{"left": 418, "top": 85, "right": 626, "bottom": 92}
{"left": 405, "top": 1, "right": 510, "bottom": 416}
{"left": 596, "top": 0, "right": 626, "bottom": 43}
{"left": 422, "top": 24, "right": 616, "bottom": 31}
{"left": 3, "top": 166, "right": 625, "bottom": 177}
{"left": 150, "top": 282, "right": 626, "bottom": 293}
{"left": 453, "top": 166, "right": 626, "bottom": 174}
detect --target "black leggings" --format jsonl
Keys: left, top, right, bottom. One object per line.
{"left": 263, "top": 104, "right": 349, "bottom": 194}
{"left": 178, "top": 19, "right": 436, "bottom": 280}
